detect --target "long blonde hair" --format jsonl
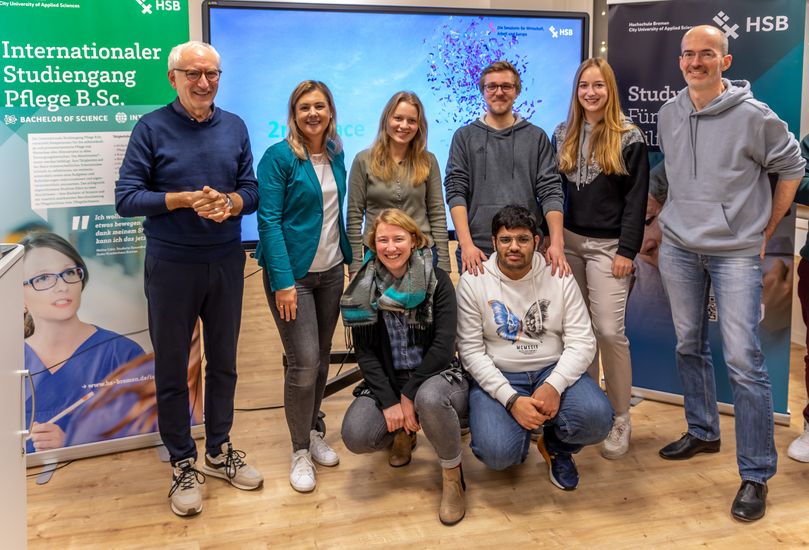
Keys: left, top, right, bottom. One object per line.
{"left": 286, "top": 80, "right": 342, "bottom": 160}
{"left": 368, "top": 91, "right": 430, "bottom": 185}
{"left": 558, "top": 58, "right": 631, "bottom": 176}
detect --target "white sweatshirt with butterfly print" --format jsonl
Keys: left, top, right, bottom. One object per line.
{"left": 456, "top": 252, "right": 596, "bottom": 406}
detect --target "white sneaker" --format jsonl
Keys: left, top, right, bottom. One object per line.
{"left": 309, "top": 430, "right": 340, "bottom": 466}
{"left": 290, "top": 449, "right": 316, "bottom": 492}
{"left": 601, "top": 413, "right": 631, "bottom": 459}
{"left": 168, "top": 458, "right": 204, "bottom": 517}
{"left": 787, "top": 421, "right": 809, "bottom": 462}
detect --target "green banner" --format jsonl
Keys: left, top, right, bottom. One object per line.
{"left": 1, "top": 0, "right": 192, "bottom": 462}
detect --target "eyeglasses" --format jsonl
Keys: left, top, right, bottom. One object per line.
{"left": 497, "top": 235, "right": 534, "bottom": 246}
{"left": 24, "top": 266, "right": 85, "bottom": 291}
{"left": 173, "top": 68, "right": 222, "bottom": 82}
{"left": 484, "top": 83, "right": 516, "bottom": 94}
{"left": 681, "top": 51, "right": 719, "bottom": 62}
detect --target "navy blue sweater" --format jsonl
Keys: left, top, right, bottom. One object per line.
{"left": 115, "top": 102, "right": 259, "bottom": 262}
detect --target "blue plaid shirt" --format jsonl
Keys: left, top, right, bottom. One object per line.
{"left": 382, "top": 311, "right": 422, "bottom": 371}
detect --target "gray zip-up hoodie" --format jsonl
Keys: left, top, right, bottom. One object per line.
{"left": 656, "top": 79, "right": 805, "bottom": 256}
{"left": 444, "top": 116, "right": 564, "bottom": 252}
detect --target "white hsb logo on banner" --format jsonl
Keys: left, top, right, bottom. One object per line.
{"left": 712, "top": 11, "right": 739, "bottom": 38}
{"left": 134, "top": 0, "right": 180, "bottom": 14}
{"left": 746, "top": 15, "right": 789, "bottom": 33}
{"left": 712, "top": 10, "right": 789, "bottom": 39}
{"left": 155, "top": 0, "right": 181, "bottom": 11}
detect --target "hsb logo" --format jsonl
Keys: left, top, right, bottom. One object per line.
{"left": 155, "top": 0, "right": 181, "bottom": 11}
{"left": 712, "top": 11, "right": 789, "bottom": 40}
{"left": 746, "top": 16, "right": 789, "bottom": 33}
{"left": 134, "top": 0, "right": 180, "bottom": 14}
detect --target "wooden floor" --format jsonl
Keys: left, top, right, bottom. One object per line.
{"left": 26, "top": 255, "right": 809, "bottom": 549}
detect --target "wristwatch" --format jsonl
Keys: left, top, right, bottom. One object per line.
{"left": 223, "top": 193, "right": 234, "bottom": 210}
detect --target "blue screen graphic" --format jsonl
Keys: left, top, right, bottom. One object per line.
{"left": 207, "top": 6, "right": 586, "bottom": 243}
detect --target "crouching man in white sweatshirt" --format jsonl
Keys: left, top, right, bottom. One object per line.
{"left": 457, "top": 204, "right": 613, "bottom": 490}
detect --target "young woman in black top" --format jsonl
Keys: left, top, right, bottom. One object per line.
{"left": 553, "top": 58, "right": 649, "bottom": 459}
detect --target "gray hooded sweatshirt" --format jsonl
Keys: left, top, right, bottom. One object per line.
{"left": 444, "top": 116, "right": 564, "bottom": 252}
{"left": 656, "top": 78, "right": 804, "bottom": 256}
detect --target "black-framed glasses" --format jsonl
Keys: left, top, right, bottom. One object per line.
{"left": 23, "top": 267, "right": 85, "bottom": 291}
{"left": 173, "top": 68, "right": 222, "bottom": 82}
{"left": 484, "top": 83, "right": 516, "bottom": 93}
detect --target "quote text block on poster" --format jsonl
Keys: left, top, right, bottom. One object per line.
{"left": 28, "top": 132, "right": 131, "bottom": 209}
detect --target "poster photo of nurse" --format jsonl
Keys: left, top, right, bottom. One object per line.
{"left": 22, "top": 231, "right": 147, "bottom": 453}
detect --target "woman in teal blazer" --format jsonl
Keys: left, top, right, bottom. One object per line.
{"left": 255, "top": 80, "right": 351, "bottom": 493}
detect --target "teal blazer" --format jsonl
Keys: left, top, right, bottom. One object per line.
{"left": 255, "top": 140, "right": 352, "bottom": 291}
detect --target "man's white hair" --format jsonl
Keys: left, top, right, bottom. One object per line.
{"left": 167, "top": 41, "right": 221, "bottom": 71}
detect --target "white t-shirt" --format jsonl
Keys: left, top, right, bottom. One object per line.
{"left": 308, "top": 153, "right": 344, "bottom": 272}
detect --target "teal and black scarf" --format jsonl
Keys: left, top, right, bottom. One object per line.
{"left": 340, "top": 247, "right": 436, "bottom": 330}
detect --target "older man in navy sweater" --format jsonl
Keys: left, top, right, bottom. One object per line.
{"left": 116, "top": 40, "right": 261, "bottom": 517}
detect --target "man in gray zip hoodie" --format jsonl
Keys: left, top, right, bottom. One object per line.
{"left": 444, "top": 60, "right": 568, "bottom": 278}
{"left": 655, "top": 25, "right": 804, "bottom": 522}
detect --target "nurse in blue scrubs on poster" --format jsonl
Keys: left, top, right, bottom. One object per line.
{"left": 22, "top": 232, "right": 145, "bottom": 453}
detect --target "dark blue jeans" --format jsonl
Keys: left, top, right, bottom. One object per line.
{"left": 145, "top": 248, "right": 245, "bottom": 464}
{"left": 469, "top": 367, "right": 613, "bottom": 470}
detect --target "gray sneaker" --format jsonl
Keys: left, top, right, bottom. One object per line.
{"left": 601, "top": 413, "right": 631, "bottom": 459}
{"left": 202, "top": 442, "right": 264, "bottom": 490}
{"left": 168, "top": 458, "right": 205, "bottom": 517}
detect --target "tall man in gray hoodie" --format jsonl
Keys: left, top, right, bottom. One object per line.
{"left": 655, "top": 25, "right": 805, "bottom": 522}
{"left": 444, "top": 60, "right": 569, "bottom": 278}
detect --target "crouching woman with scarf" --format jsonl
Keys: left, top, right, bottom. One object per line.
{"left": 340, "top": 208, "right": 468, "bottom": 525}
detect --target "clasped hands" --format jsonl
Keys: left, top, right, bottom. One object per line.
{"left": 382, "top": 394, "right": 420, "bottom": 434}
{"left": 191, "top": 185, "right": 232, "bottom": 223}
{"left": 509, "top": 382, "right": 560, "bottom": 431}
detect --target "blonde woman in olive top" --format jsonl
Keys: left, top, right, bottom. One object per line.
{"left": 347, "top": 91, "right": 450, "bottom": 275}
{"left": 255, "top": 80, "right": 352, "bottom": 493}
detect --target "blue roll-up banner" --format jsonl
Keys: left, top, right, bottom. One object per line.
{"left": 608, "top": 0, "right": 805, "bottom": 423}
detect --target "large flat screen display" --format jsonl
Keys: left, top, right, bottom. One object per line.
{"left": 204, "top": 1, "right": 588, "bottom": 245}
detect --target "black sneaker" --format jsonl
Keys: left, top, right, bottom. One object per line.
{"left": 537, "top": 436, "right": 579, "bottom": 491}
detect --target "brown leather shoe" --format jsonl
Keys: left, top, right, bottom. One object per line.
{"left": 389, "top": 430, "right": 417, "bottom": 467}
{"left": 439, "top": 465, "right": 466, "bottom": 526}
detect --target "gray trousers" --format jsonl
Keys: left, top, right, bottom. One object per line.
{"left": 263, "top": 264, "right": 344, "bottom": 452}
{"left": 341, "top": 371, "right": 468, "bottom": 468}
